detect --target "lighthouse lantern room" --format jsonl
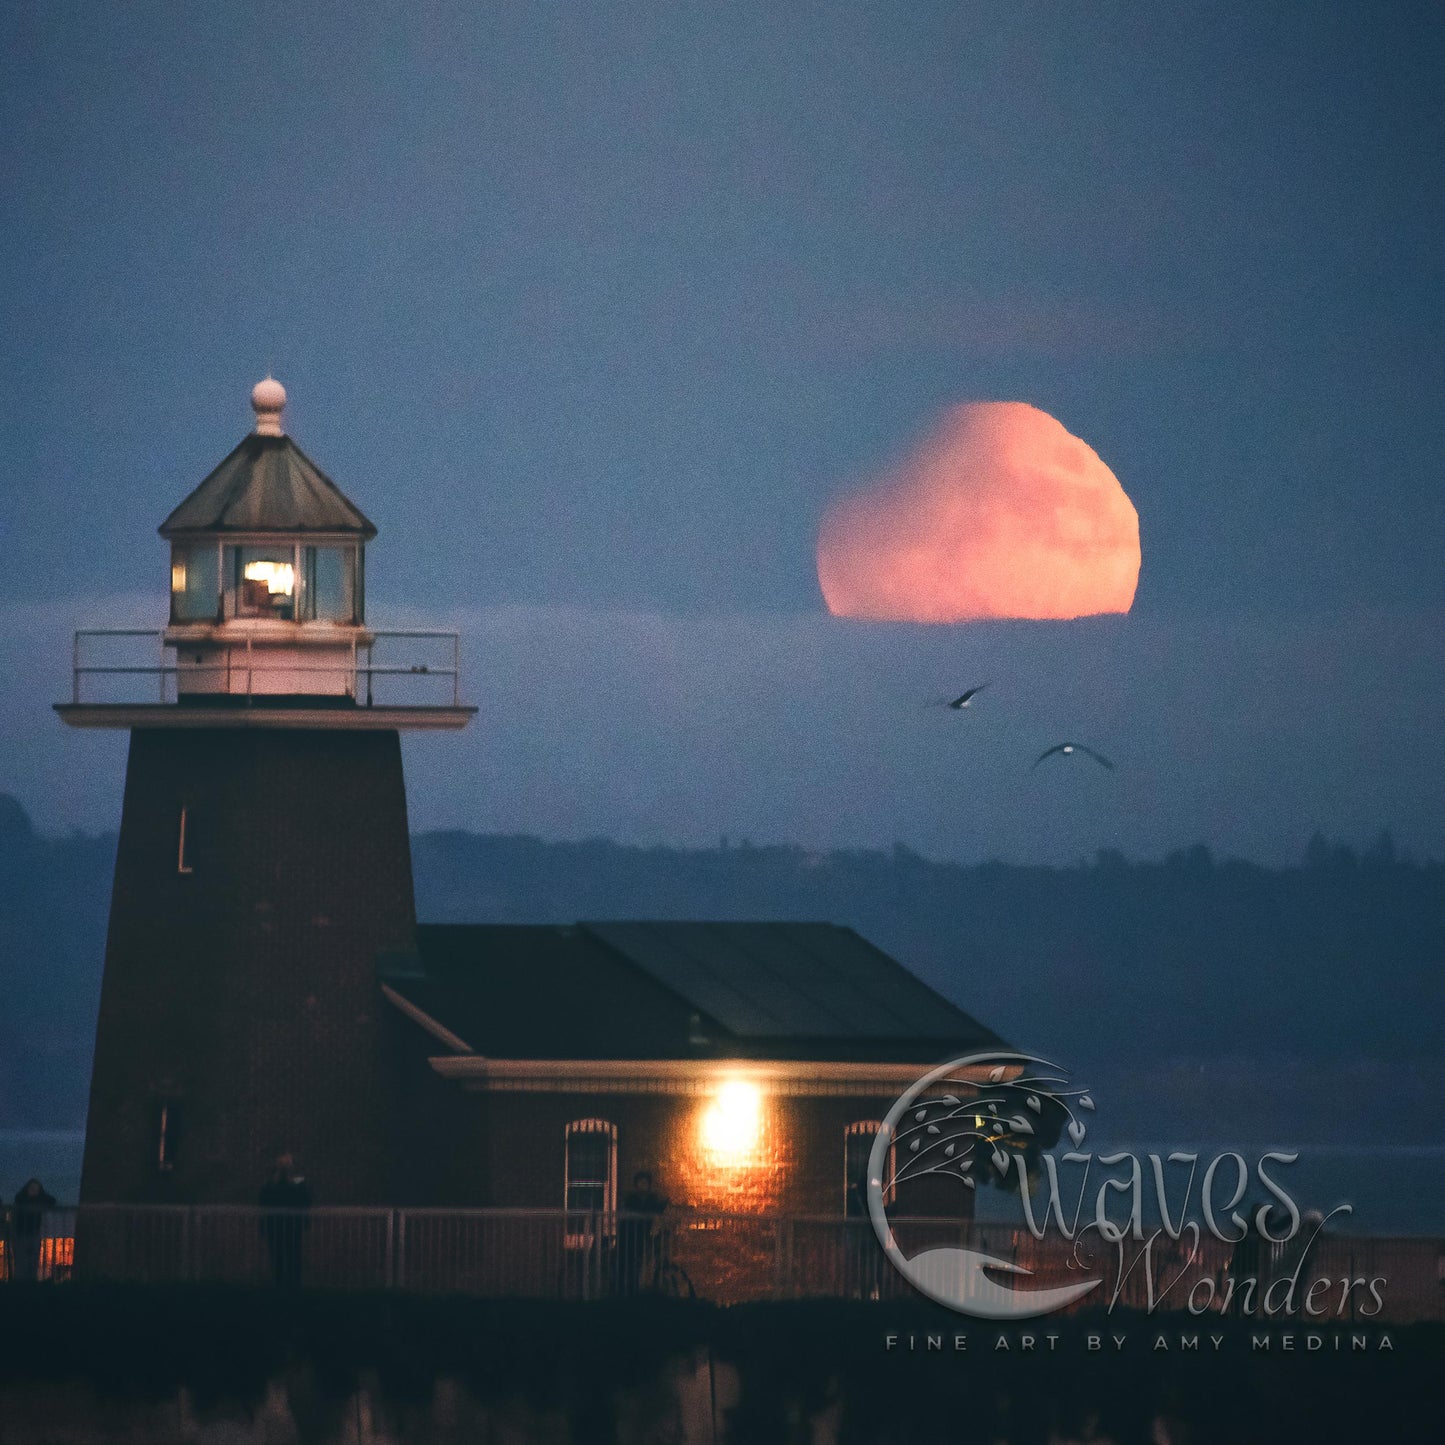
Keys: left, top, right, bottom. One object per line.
{"left": 58, "top": 379, "right": 473, "bottom": 729}
{"left": 161, "top": 377, "right": 370, "bottom": 701}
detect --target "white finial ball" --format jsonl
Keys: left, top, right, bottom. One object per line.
{"left": 251, "top": 376, "right": 286, "bottom": 434}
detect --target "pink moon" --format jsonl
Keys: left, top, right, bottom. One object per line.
{"left": 817, "top": 402, "right": 1141, "bottom": 623}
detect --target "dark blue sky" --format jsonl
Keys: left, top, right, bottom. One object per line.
{"left": 3, "top": 1, "right": 1442, "bottom": 861}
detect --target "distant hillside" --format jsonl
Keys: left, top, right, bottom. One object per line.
{"left": 412, "top": 829, "right": 1443, "bottom": 1070}
{"left": 2, "top": 795, "right": 1441, "bottom": 1135}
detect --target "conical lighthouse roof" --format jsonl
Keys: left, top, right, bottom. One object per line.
{"left": 159, "top": 379, "right": 376, "bottom": 539}
{"left": 159, "top": 434, "right": 377, "bottom": 538}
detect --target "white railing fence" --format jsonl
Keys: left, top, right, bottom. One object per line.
{"left": 3, "top": 1206, "right": 1441, "bottom": 1321}
{"left": 68, "top": 630, "right": 463, "bottom": 708}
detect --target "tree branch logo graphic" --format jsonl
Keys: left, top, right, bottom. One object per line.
{"left": 870, "top": 1050, "right": 1363, "bottom": 1320}
{"left": 867, "top": 1050, "right": 1103, "bottom": 1319}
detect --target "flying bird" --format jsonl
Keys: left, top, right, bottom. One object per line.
{"left": 1032, "top": 742, "right": 1114, "bottom": 771}
{"left": 929, "top": 684, "right": 990, "bottom": 710}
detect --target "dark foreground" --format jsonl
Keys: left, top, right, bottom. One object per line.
{"left": 0, "top": 1286, "right": 1440, "bottom": 1444}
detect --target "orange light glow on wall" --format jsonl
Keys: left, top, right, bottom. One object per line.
{"left": 662, "top": 1086, "right": 794, "bottom": 1219}
{"left": 700, "top": 1079, "right": 764, "bottom": 1164}
{"left": 817, "top": 402, "right": 1140, "bottom": 623}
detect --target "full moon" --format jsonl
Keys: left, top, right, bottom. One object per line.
{"left": 817, "top": 402, "right": 1140, "bottom": 623}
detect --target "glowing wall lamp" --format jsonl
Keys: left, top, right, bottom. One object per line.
{"left": 700, "top": 1079, "right": 763, "bottom": 1165}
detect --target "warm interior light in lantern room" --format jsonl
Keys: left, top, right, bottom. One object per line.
{"left": 244, "top": 560, "right": 295, "bottom": 596}
{"left": 701, "top": 1079, "right": 763, "bottom": 1163}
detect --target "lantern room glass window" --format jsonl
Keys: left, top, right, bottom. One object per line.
{"left": 214, "top": 543, "right": 361, "bottom": 623}
{"left": 170, "top": 544, "right": 220, "bottom": 622}
{"left": 301, "top": 546, "right": 357, "bottom": 622}
{"left": 227, "top": 546, "right": 296, "bottom": 620}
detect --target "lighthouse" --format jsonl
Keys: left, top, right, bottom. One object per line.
{"left": 58, "top": 379, "right": 474, "bottom": 1204}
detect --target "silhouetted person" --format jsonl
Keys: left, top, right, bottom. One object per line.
{"left": 9, "top": 1179, "right": 57, "bottom": 1283}
{"left": 258, "top": 1153, "right": 311, "bottom": 1286}
{"left": 619, "top": 1170, "right": 668, "bottom": 1295}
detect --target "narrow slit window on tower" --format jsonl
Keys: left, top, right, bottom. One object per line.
{"left": 177, "top": 806, "right": 193, "bottom": 875}
{"left": 155, "top": 1100, "right": 178, "bottom": 1173}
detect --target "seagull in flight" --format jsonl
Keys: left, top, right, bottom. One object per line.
{"left": 1032, "top": 742, "right": 1114, "bottom": 771}
{"left": 930, "top": 684, "right": 990, "bottom": 710}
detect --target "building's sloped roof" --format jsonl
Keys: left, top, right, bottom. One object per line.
{"left": 584, "top": 921, "right": 981, "bottom": 1040}
{"left": 159, "top": 434, "right": 376, "bottom": 538}
{"left": 386, "top": 921, "right": 1005, "bottom": 1063}
{"left": 389, "top": 925, "right": 701, "bottom": 1060}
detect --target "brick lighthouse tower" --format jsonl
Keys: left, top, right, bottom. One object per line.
{"left": 58, "top": 378, "right": 474, "bottom": 1204}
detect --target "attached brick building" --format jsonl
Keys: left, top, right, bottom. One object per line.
{"left": 381, "top": 922, "right": 1003, "bottom": 1221}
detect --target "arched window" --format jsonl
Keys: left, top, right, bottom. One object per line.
{"left": 844, "top": 1120, "right": 895, "bottom": 1216}
{"left": 564, "top": 1118, "right": 617, "bottom": 1249}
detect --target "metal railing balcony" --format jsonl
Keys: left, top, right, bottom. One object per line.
{"left": 67, "top": 629, "right": 464, "bottom": 709}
